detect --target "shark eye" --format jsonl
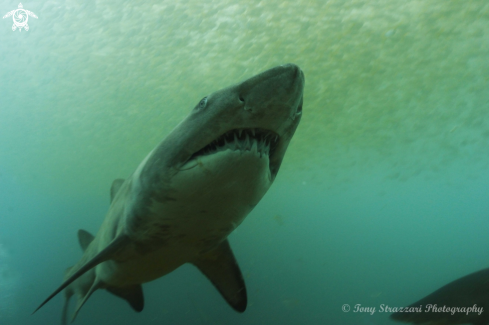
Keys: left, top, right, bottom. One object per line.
{"left": 197, "top": 97, "right": 208, "bottom": 110}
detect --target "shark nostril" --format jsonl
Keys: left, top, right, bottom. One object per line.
{"left": 296, "top": 96, "right": 303, "bottom": 114}
{"left": 239, "top": 96, "right": 245, "bottom": 103}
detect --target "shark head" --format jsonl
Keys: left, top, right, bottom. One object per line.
{"left": 122, "top": 63, "right": 304, "bottom": 251}
{"left": 138, "top": 63, "right": 304, "bottom": 193}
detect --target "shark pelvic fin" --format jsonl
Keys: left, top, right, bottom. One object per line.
{"left": 61, "top": 267, "right": 74, "bottom": 325}
{"left": 33, "top": 235, "right": 130, "bottom": 314}
{"left": 106, "top": 284, "right": 145, "bottom": 312}
{"left": 61, "top": 294, "right": 71, "bottom": 325}
{"left": 71, "top": 278, "right": 103, "bottom": 323}
{"left": 110, "top": 179, "right": 125, "bottom": 203}
{"left": 77, "top": 229, "right": 94, "bottom": 252}
{"left": 192, "top": 239, "right": 247, "bottom": 312}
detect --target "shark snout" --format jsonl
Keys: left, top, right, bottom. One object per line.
{"left": 237, "top": 63, "right": 304, "bottom": 118}
{"left": 169, "top": 64, "right": 304, "bottom": 174}
{"left": 280, "top": 63, "right": 302, "bottom": 79}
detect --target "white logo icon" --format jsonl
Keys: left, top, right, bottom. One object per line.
{"left": 3, "top": 3, "right": 37, "bottom": 32}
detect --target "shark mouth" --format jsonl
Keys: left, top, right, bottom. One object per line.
{"left": 189, "top": 128, "right": 279, "bottom": 161}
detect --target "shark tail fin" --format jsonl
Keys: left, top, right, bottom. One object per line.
{"left": 33, "top": 235, "right": 130, "bottom": 314}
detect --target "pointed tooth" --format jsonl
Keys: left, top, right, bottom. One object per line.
{"left": 245, "top": 133, "right": 250, "bottom": 149}
{"left": 239, "top": 129, "right": 243, "bottom": 137}
{"left": 251, "top": 139, "right": 257, "bottom": 152}
{"left": 233, "top": 133, "right": 238, "bottom": 148}
{"left": 251, "top": 128, "right": 255, "bottom": 136}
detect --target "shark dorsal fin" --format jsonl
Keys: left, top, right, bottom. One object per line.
{"left": 33, "top": 235, "right": 130, "bottom": 314}
{"left": 191, "top": 239, "right": 247, "bottom": 312}
{"left": 77, "top": 229, "right": 95, "bottom": 252}
{"left": 110, "top": 179, "right": 125, "bottom": 203}
{"left": 106, "top": 284, "right": 145, "bottom": 312}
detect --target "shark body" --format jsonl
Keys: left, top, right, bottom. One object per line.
{"left": 34, "top": 64, "right": 304, "bottom": 323}
{"left": 391, "top": 268, "right": 489, "bottom": 325}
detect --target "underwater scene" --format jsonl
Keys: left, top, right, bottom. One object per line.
{"left": 1, "top": 0, "right": 489, "bottom": 324}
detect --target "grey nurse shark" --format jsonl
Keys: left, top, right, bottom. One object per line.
{"left": 33, "top": 64, "right": 304, "bottom": 323}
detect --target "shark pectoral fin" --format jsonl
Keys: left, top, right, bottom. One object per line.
{"left": 106, "top": 284, "right": 145, "bottom": 312}
{"left": 192, "top": 239, "right": 247, "bottom": 312}
{"left": 71, "top": 279, "right": 103, "bottom": 323}
{"left": 110, "top": 179, "right": 125, "bottom": 203}
{"left": 33, "top": 235, "right": 130, "bottom": 314}
{"left": 77, "top": 229, "right": 95, "bottom": 252}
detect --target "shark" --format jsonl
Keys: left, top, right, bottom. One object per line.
{"left": 33, "top": 64, "right": 304, "bottom": 324}
{"left": 390, "top": 268, "right": 489, "bottom": 325}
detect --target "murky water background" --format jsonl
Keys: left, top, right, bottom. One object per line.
{"left": 1, "top": 0, "right": 488, "bottom": 324}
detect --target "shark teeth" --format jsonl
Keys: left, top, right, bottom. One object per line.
{"left": 190, "top": 128, "right": 279, "bottom": 160}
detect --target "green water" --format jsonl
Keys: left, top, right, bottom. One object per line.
{"left": 1, "top": 1, "right": 489, "bottom": 324}
{"left": 1, "top": 0, "right": 488, "bottom": 194}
